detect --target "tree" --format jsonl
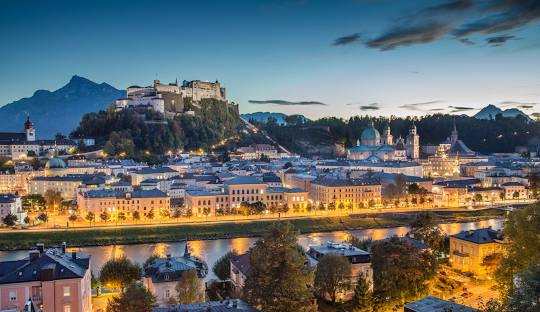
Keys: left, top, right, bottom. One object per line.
{"left": 482, "top": 252, "right": 503, "bottom": 278}
{"left": 44, "top": 190, "right": 62, "bottom": 213}
{"left": 512, "top": 191, "right": 520, "bottom": 199}
{"left": 132, "top": 211, "right": 140, "bottom": 221}
{"left": 106, "top": 282, "right": 156, "bottom": 312}
{"left": 22, "top": 194, "right": 45, "bottom": 211}
{"left": 351, "top": 274, "right": 374, "bottom": 312}
{"left": 408, "top": 212, "right": 446, "bottom": 255}
{"left": 99, "top": 256, "right": 141, "bottom": 291}
{"left": 314, "top": 254, "right": 351, "bottom": 304}
{"left": 85, "top": 212, "right": 95, "bottom": 224}
{"left": 474, "top": 193, "right": 483, "bottom": 202}
{"left": 213, "top": 250, "right": 238, "bottom": 281}
{"left": 371, "top": 236, "right": 437, "bottom": 306}
{"left": 37, "top": 212, "right": 48, "bottom": 223}
{"left": 496, "top": 203, "right": 540, "bottom": 295}
{"left": 117, "top": 212, "right": 126, "bottom": 222}
{"left": 395, "top": 174, "right": 407, "bottom": 197}
{"left": 2, "top": 213, "right": 18, "bottom": 226}
{"left": 100, "top": 211, "right": 110, "bottom": 222}
{"left": 244, "top": 222, "right": 316, "bottom": 312}
{"left": 146, "top": 209, "right": 155, "bottom": 220}
{"left": 23, "top": 216, "right": 30, "bottom": 224}
{"left": 176, "top": 269, "right": 204, "bottom": 304}
{"left": 68, "top": 214, "right": 78, "bottom": 224}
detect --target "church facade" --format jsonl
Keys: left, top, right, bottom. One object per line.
{"left": 0, "top": 117, "right": 77, "bottom": 160}
{"left": 347, "top": 121, "right": 420, "bottom": 161}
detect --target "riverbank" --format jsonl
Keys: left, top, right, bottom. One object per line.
{"left": 0, "top": 208, "right": 507, "bottom": 250}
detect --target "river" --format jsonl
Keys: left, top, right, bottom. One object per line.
{"left": 0, "top": 219, "right": 503, "bottom": 280}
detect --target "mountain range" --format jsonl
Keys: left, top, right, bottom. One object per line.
{"left": 473, "top": 104, "right": 531, "bottom": 121}
{"left": 241, "top": 112, "right": 310, "bottom": 125}
{"left": 0, "top": 76, "right": 124, "bottom": 138}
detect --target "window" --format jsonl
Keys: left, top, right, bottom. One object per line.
{"left": 9, "top": 291, "right": 16, "bottom": 301}
{"left": 63, "top": 286, "right": 70, "bottom": 297}
{"left": 165, "top": 289, "right": 171, "bottom": 298}
{"left": 64, "top": 304, "right": 71, "bottom": 312}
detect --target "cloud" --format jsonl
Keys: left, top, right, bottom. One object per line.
{"left": 452, "top": 0, "right": 540, "bottom": 37}
{"left": 458, "top": 37, "right": 475, "bottom": 45}
{"left": 499, "top": 101, "right": 538, "bottom": 109}
{"left": 359, "top": 103, "right": 380, "bottom": 111}
{"left": 449, "top": 105, "right": 475, "bottom": 112}
{"left": 531, "top": 112, "right": 540, "bottom": 118}
{"left": 399, "top": 100, "right": 445, "bottom": 111}
{"left": 248, "top": 99, "right": 327, "bottom": 106}
{"left": 429, "top": 108, "right": 446, "bottom": 111}
{"left": 486, "top": 34, "right": 516, "bottom": 46}
{"left": 332, "top": 33, "right": 361, "bottom": 46}
{"left": 366, "top": 22, "right": 452, "bottom": 51}
{"left": 336, "top": 0, "right": 540, "bottom": 50}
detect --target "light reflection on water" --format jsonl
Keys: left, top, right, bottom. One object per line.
{"left": 0, "top": 219, "right": 503, "bottom": 280}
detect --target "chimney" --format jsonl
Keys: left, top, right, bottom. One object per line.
{"left": 62, "top": 242, "right": 66, "bottom": 254}
{"left": 29, "top": 250, "right": 40, "bottom": 261}
{"left": 71, "top": 251, "right": 77, "bottom": 260}
{"left": 36, "top": 243, "right": 45, "bottom": 254}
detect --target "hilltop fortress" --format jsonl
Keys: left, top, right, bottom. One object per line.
{"left": 115, "top": 79, "right": 227, "bottom": 115}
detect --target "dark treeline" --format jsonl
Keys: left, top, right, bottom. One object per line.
{"left": 71, "top": 98, "right": 243, "bottom": 160}
{"left": 254, "top": 114, "right": 540, "bottom": 155}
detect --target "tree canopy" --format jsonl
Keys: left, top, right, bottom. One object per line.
{"left": 212, "top": 250, "right": 238, "bottom": 281}
{"left": 244, "top": 222, "right": 316, "bottom": 312}
{"left": 106, "top": 282, "right": 156, "bottom": 312}
{"left": 99, "top": 256, "right": 141, "bottom": 291}
{"left": 176, "top": 269, "right": 204, "bottom": 304}
{"left": 314, "top": 253, "right": 351, "bottom": 304}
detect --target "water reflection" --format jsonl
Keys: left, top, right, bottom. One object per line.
{"left": 0, "top": 219, "right": 503, "bottom": 280}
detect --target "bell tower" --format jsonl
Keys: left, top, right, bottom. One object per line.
{"left": 406, "top": 123, "right": 420, "bottom": 159}
{"left": 381, "top": 123, "right": 393, "bottom": 145}
{"left": 24, "top": 116, "right": 36, "bottom": 142}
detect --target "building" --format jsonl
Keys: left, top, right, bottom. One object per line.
{"left": 421, "top": 145, "right": 460, "bottom": 178}
{"left": 153, "top": 300, "right": 257, "bottom": 312}
{"left": 185, "top": 176, "right": 308, "bottom": 216}
{"left": 180, "top": 80, "right": 226, "bottom": 102}
{"left": 28, "top": 174, "right": 107, "bottom": 200}
{"left": 347, "top": 122, "right": 412, "bottom": 161}
{"left": 0, "top": 168, "right": 41, "bottom": 195}
{"left": 404, "top": 296, "right": 475, "bottom": 312}
{"left": 143, "top": 243, "right": 207, "bottom": 305}
{"left": 307, "top": 241, "right": 373, "bottom": 301}
{"left": 115, "top": 80, "right": 184, "bottom": 114}
{"left": 0, "top": 243, "right": 92, "bottom": 312}
{"left": 129, "top": 167, "right": 179, "bottom": 186}
{"left": 230, "top": 252, "right": 251, "bottom": 291}
{"left": 501, "top": 182, "right": 529, "bottom": 199}
{"left": 77, "top": 189, "right": 170, "bottom": 219}
{"left": 449, "top": 228, "right": 503, "bottom": 279}
{"left": 0, "top": 117, "right": 76, "bottom": 160}
{"left": 309, "top": 177, "right": 381, "bottom": 208}
{"left": 0, "top": 194, "right": 26, "bottom": 224}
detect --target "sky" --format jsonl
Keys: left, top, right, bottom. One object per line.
{"left": 1, "top": 0, "right": 540, "bottom": 119}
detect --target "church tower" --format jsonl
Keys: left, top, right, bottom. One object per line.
{"left": 406, "top": 123, "right": 420, "bottom": 159}
{"left": 24, "top": 116, "right": 36, "bottom": 142}
{"left": 381, "top": 123, "right": 393, "bottom": 145}
{"left": 450, "top": 119, "right": 459, "bottom": 144}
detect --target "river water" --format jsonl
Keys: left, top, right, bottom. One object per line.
{"left": 0, "top": 219, "right": 503, "bottom": 280}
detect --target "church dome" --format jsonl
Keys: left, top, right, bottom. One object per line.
{"left": 45, "top": 157, "right": 67, "bottom": 170}
{"left": 360, "top": 121, "right": 380, "bottom": 146}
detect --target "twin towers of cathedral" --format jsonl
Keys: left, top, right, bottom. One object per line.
{"left": 357, "top": 121, "right": 420, "bottom": 160}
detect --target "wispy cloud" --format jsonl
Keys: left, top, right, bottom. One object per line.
{"left": 399, "top": 100, "right": 445, "bottom": 111}
{"left": 334, "top": 0, "right": 540, "bottom": 51}
{"left": 499, "top": 101, "right": 538, "bottom": 109}
{"left": 332, "top": 33, "right": 361, "bottom": 46}
{"left": 486, "top": 35, "right": 517, "bottom": 46}
{"left": 449, "top": 105, "right": 475, "bottom": 112}
{"left": 248, "top": 99, "right": 327, "bottom": 106}
{"left": 359, "top": 103, "right": 380, "bottom": 111}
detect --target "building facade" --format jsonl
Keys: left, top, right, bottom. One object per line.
{"left": 309, "top": 178, "right": 381, "bottom": 208}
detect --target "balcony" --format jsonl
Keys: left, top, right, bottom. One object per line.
{"left": 452, "top": 250, "right": 469, "bottom": 257}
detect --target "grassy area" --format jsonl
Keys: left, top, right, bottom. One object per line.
{"left": 0, "top": 209, "right": 505, "bottom": 250}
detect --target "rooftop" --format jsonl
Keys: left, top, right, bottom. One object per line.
{"left": 404, "top": 296, "right": 475, "bottom": 312}
{"left": 153, "top": 300, "right": 258, "bottom": 312}
{"left": 451, "top": 228, "right": 502, "bottom": 244}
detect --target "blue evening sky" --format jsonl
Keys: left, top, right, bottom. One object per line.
{"left": 1, "top": 0, "right": 539, "bottom": 119}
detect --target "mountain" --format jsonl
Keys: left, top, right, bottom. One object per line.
{"left": 474, "top": 104, "right": 531, "bottom": 121}
{"left": 0, "top": 75, "right": 125, "bottom": 138}
{"left": 241, "top": 112, "right": 309, "bottom": 125}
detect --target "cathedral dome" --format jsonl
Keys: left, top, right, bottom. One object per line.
{"left": 360, "top": 121, "right": 380, "bottom": 146}
{"left": 45, "top": 157, "right": 67, "bottom": 170}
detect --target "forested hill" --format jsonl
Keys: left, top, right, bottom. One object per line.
{"left": 70, "top": 98, "right": 244, "bottom": 161}
{"left": 255, "top": 114, "right": 540, "bottom": 156}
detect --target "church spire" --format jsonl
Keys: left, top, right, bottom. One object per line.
{"left": 184, "top": 240, "right": 191, "bottom": 258}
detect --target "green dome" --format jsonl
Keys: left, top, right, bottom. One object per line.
{"left": 45, "top": 157, "right": 67, "bottom": 169}
{"left": 360, "top": 121, "right": 380, "bottom": 145}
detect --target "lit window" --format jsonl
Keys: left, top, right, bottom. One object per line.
{"left": 64, "top": 304, "right": 71, "bottom": 312}
{"left": 63, "top": 286, "right": 70, "bottom": 297}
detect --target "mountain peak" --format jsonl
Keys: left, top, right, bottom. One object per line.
{"left": 68, "top": 75, "right": 95, "bottom": 86}
{"left": 474, "top": 104, "right": 531, "bottom": 121}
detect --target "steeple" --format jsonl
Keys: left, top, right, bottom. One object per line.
{"left": 24, "top": 116, "right": 36, "bottom": 142}
{"left": 450, "top": 118, "right": 458, "bottom": 144}
{"left": 381, "top": 123, "right": 393, "bottom": 145}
